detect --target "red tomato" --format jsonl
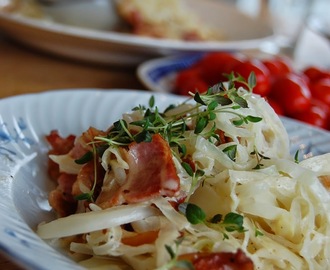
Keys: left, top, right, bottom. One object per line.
{"left": 303, "top": 66, "right": 330, "bottom": 83}
{"left": 274, "top": 56, "right": 293, "bottom": 73}
{"left": 232, "top": 59, "right": 271, "bottom": 96}
{"left": 262, "top": 56, "right": 292, "bottom": 82}
{"left": 269, "top": 73, "right": 311, "bottom": 116}
{"left": 266, "top": 98, "right": 284, "bottom": 115}
{"left": 174, "top": 67, "right": 208, "bottom": 96}
{"left": 292, "top": 99, "right": 329, "bottom": 130}
{"left": 310, "top": 78, "right": 330, "bottom": 106}
{"left": 198, "top": 52, "right": 246, "bottom": 85}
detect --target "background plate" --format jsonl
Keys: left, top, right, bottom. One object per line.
{"left": 0, "top": 0, "right": 274, "bottom": 66}
{"left": 1, "top": 90, "right": 329, "bottom": 270}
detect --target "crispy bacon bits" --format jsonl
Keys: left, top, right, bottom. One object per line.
{"left": 101, "top": 133, "right": 180, "bottom": 207}
{"left": 178, "top": 249, "right": 254, "bottom": 270}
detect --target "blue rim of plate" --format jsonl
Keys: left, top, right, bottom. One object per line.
{"left": 137, "top": 53, "right": 207, "bottom": 93}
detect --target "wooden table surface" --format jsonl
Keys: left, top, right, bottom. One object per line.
{"left": 0, "top": 36, "right": 145, "bottom": 100}
{"left": 0, "top": 34, "right": 146, "bottom": 270}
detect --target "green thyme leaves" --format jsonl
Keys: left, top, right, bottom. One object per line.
{"left": 185, "top": 203, "right": 207, "bottom": 225}
{"left": 180, "top": 203, "right": 246, "bottom": 239}
{"left": 223, "top": 145, "right": 237, "bottom": 161}
{"left": 161, "top": 239, "right": 194, "bottom": 270}
{"left": 95, "top": 74, "right": 263, "bottom": 162}
{"left": 250, "top": 149, "right": 270, "bottom": 169}
{"left": 74, "top": 144, "right": 99, "bottom": 202}
{"left": 221, "top": 212, "right": 245, "bottom": 233}
{"left": 74, "top": 151, "right": 93, "bottom": 164}
{"left": 181, "top": 161, "right": 205, "bottom": 197}
{"left": 232, "top": 115, "right": 262, "bottom": 126}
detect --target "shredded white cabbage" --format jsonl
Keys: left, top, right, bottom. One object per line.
{"left": 38, "top": 89, "right": 330, "bottom": 270}
{"left": 49, "top": 154, "right": 82, "bottom": 174}
{"left": 38, "top": 203, "right": 161, "bottom": 239}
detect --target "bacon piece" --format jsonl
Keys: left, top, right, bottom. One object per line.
{"left": 48, "top": 173, "right": 78, "bottom": 217}
{"left": 46, "top": 128, "right": 107, "bottom": 216}
{"left": 46, "top": 130, "right": 76, "bottom": 155}
{"left": 69, "top": 126, "right": 108, "bottom": 160}
{"left": 178, "top": 249, "right": 254, "bottom": 270}
{"left": 215, "top": 129, "right": 232, "bottom": 146}
{"left": 72, "top": 161, "right": 105, "bottom": 199}
{"left": 45, "top": 130, "right": 76, "bottom": 181}
{"left": 100, "top": 134, "right": 180, "bottom": 207}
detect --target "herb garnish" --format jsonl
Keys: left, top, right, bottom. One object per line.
{"left": 180, "top": 203, "right": 245, "bottom": 239}
{"left": 159, "top": 239, "right": 194, "bottom": 270}
{"left": 250, "top": 149, "right": 270, "bottom": 169}
{"left": 294, "top": 149, "right": 300, "bottom": 163}
{"left": 94, "top": 73, "right": 262, "bottom": 155}
{"left": 79, "top": 74, "right": 264, "bottom": 200}
{"left": 74, "top": 143, "right": 98, "bottom": 202}
{"left": 181, "top": 162, "right": 205, "bottom": 197}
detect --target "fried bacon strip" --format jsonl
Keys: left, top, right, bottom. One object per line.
{"left": 98, "top": 133, "right": 180, "bottom": 207}
{"left": 178, "top": 249, "right": 254, "bottom": 270}
{"left": 46, "top": 128, "right": 107, "bottom": 217}
{"left": 46, "top": 130, "right": 180, "bottom": 215}
{"left": 45, "top": 130, "right": 76, "bottom": 181}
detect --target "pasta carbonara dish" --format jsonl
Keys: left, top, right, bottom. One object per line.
{"left": 37, "top": 74, "right": 330, "bottom": 270}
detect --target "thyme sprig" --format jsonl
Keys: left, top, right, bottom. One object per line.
{"left": 158, "top": 239, "right": 194, "bottom": 270}
{"left": 74, "top": 143, "right": 98, "bottom": 202}
{"left": 181, "top": 162, "right": 205, "bottom": 198}
{"left": 250, "top": 148, "right": 270, "bottom": 169}
{"left": 94, "top": 73, "right": 262, "bottom": 153}
{"left": 73, "top": 74, "right": 264, "bottom": 202}
{"left": 180, "top": 203, "right": 246, "bottom": 240}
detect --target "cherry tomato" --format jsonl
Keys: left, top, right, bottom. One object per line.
{"left": 310, "top": 78, "right": 330, "bottom": 106}
{"left": 269, "top": 73, "right": 311, "bottom": 116}
{"left": 292, "top": 99, "right": 329, "bottom": 130}
{"left": 303, "top": 66, "right": 330, "bottom": 83}
{"left": 198, "top": 52, "right": 246, "bottom": 85}
{"left": 232, "top": 59, "right": 271, "bottom": 96}
{"left": 262, "top": 56, "right": 292, "bottom": 82}
{"left": 174, "top": 68, "right": 208, "bottom": 96}
{"left": 266, "top": 98, "right": 284, "bottom": 115}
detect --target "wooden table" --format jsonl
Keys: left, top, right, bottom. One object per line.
{"left": 0, "top": 34, "right": 146, "bottom": 270}
{"left": 0, "top": 36, "right": 145, "bottom": 100}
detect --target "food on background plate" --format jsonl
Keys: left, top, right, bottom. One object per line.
{"left": 1, "top": 0, "right": 223, "bottom": 41}
{"left": 116, "top": 0, "right": 222, "bottom": 41}
{"left": 174, "top": 52, "right": 330, "bottom": 130}
{"left": 0, "top": 0, "right": 45, "bottom": 18}
{"left": 37, "top": 75, "right": 330, "bottom": 269}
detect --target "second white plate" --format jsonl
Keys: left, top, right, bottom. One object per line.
{"left": 0, "top": 0, "right": 274, "bottom": 66}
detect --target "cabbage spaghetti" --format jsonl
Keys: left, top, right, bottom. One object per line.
{"left": 37, "top": 76, "right": 330, "bottom": 270}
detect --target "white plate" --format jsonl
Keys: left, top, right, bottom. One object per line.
{"left": 1, "top": 89, "right": 330, "bottom": 270}
{"left": 0, "top": 0, "right": 274, "bottom": 66}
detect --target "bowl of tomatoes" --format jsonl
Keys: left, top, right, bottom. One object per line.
{"left": 137, "top": 52, "right": 330, "bottom": 130}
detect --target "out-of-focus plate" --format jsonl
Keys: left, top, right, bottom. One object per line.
{"left": 0, "top": 0, "right": 274, "bottom": 66}
{"left": 137, "top": 53, "right": 206, "bottom": 93}
{"left": 1, "top": 90, "right": 329, "bottom": 270}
